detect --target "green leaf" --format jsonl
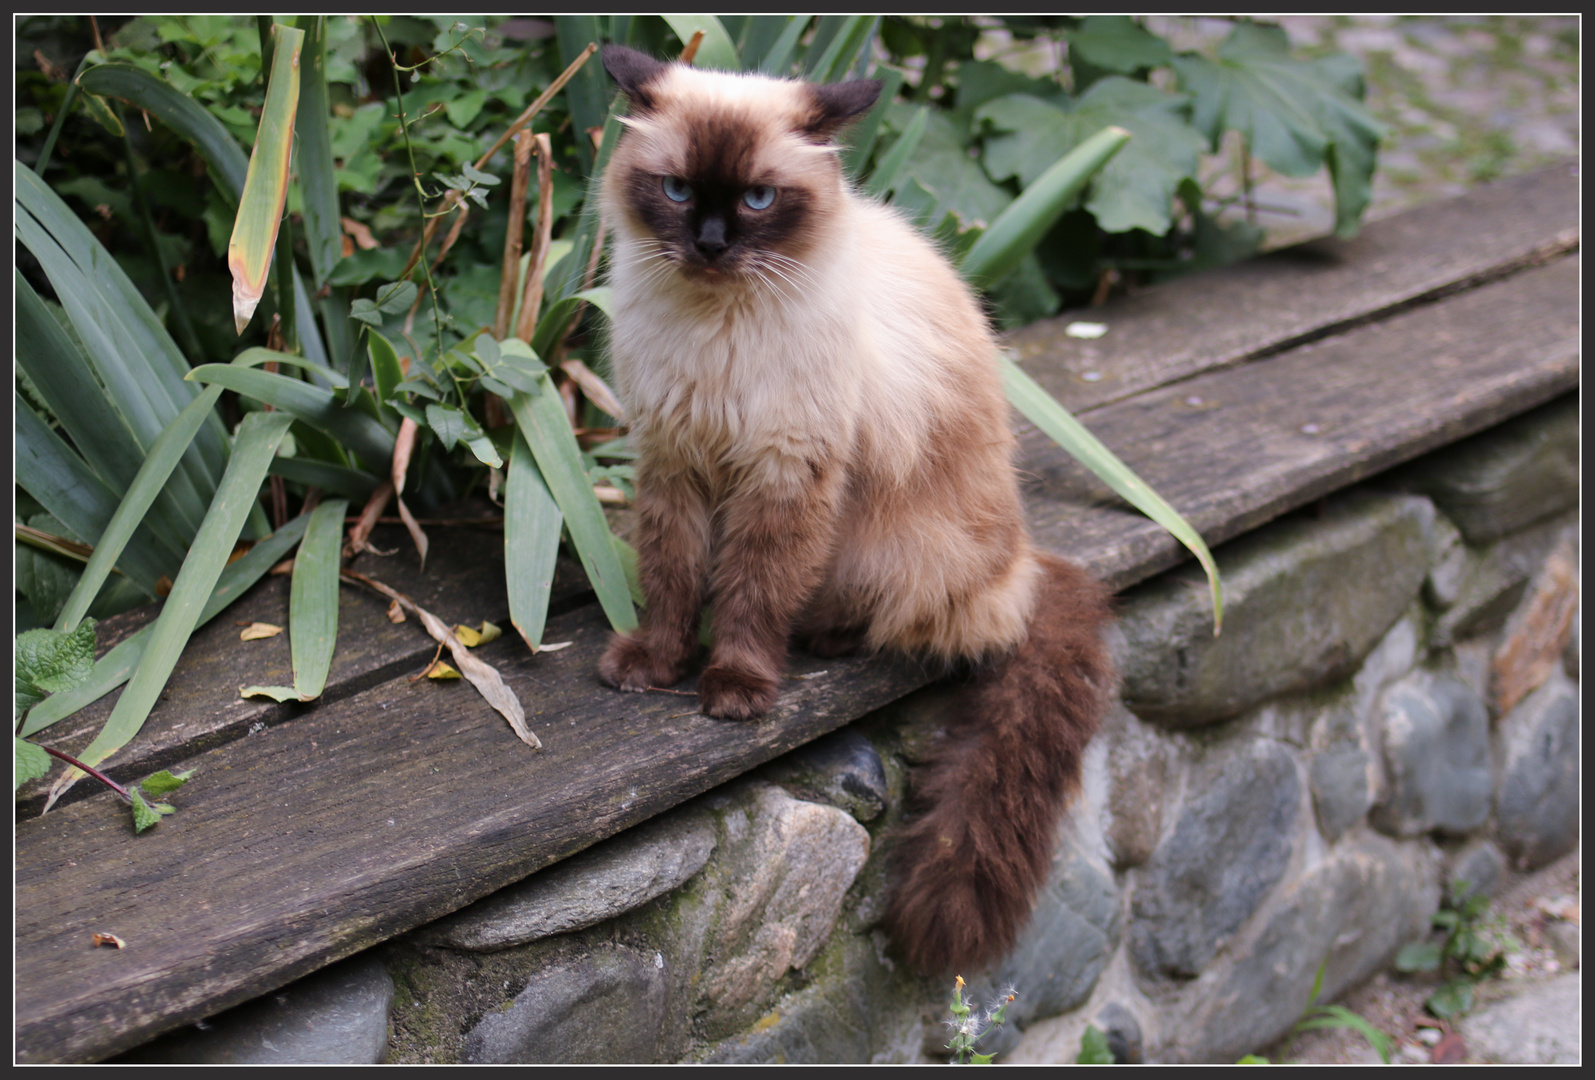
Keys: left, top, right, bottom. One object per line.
{"left": 368, "top": 329, "right": 405, "bottom": 407}
{"left": 1394, "top": 941, "right": 1443, "bottom": 973}
{"left": 864, "top": 105, "right": 927, "bottom": 199}
{"left": 999, "top": 356, "right": 1222, "bottom": 632}
{"left": 228, "top": 23, "right": 306, "bottom": 333}
{"left": 130, "top": 788, "right": 164, "bottom": 833}
{"left": 979, "top": 79, "right": 1206, "bottom": 235}
{"left": 268, "top": 457, "right": 380, "bottom": 502}
{"left": 554, "top": 16, "right": 608, "bottom": 175}
{"left": 887, "top": 105, "right": 1012, "bottom": 234}
{"left": 1237, "top": 1054, "right": 1271, "bottom": 1064}
{"left": 1063, "top": 15, "right": 1173, "bottom": 74}
{"left": 289, "top": 498, "right": 347, "bottom": 701}
{"left": 1172, "top": 23, "right": 1381, "bottom": 238}
{"left": 188, "top": 364, "right": 395, "bottom": 470}
{"left": 374, "top": 280, "right": 420, "bottom": 315}
{"left": 1077, "top": 1024, "right": 1116, "bottom": 1065}
{"left": 293, "top": 17, "right": 343, "bottom": 288}
{"left": 757, "top": 17, "right": 810, "bottom": 76}
{"left": 841, "top": 67, "right": 904, "bottom": 180}
{"left": 15, "top": 738, "right": 53, "bottom": 791}
{"left": 426, "top": 403, "right": 467, "bottom": 451}
{"left": 140, "top": 768, "right": 194, "bottom": 796}
{"left": 804, "top": 15, "right": 879, "bottom": 83}
{"left": 506, "top": 429, "right": 565, "bottom": 651}
{"left": 510, "top": 381, "right": 637, "bottom": 634}
{"left": 662, "top": 16, "right": 739, "bottom": 71}
{"left": 1425, "top": 979, "right": 1474, "bottom": 1020}
{"left": 962, "top": 125, "right": 1132, "bottom": 289}
{"left": 20, "top": 512, "right": 313, "bottom": 738}
{"left": 14, "top": 619, "right": 98, "bottom": 717}
{"left": 48, "top": 411, "right": 294, "bottom": 803}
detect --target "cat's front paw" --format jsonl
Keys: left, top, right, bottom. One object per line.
{"left": 598, "top": 633, "right": 690, "bottom": 692}
{"left": 697, "top": 665, "right": 778, "bottom": 720}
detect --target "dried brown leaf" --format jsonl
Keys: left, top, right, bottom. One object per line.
{"left": 346, "top": 480, "right": 396, "bottom": 558}
{"left": 340, "top": 216, "right": 379, "bottom": 250}
{"left": 91, "top": 932, "right": 126, "bottom": 950}
{"left": 386, "top": 598, "right": 407, "bottom": 624}
{"left": 559, "top": 359, "right": 627, "bottom": 423}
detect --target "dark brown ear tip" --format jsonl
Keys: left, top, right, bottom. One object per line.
{"left": 600, "top": 43, "right": 670, "bottom": 100}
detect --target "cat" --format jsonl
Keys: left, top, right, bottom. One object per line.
{"left": 594, "top": 44, "right": 1114, "bottom": 975}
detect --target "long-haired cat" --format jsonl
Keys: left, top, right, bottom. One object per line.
{"left": 595, "top": 44, "right": 1114, "bottom": 975}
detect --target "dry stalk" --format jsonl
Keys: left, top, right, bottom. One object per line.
{"left": 495, "top": 130, "right": 536, "bottom": 339}
{"left": 513, "top": 133, "right": 556, "bottom": 343}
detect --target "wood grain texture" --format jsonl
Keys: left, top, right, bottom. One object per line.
{"left": 14, "top": 182, "right": 1579, "bottom": 1061}
{"left": 1005, "top": 163, "right": 1578, "bottom": 415}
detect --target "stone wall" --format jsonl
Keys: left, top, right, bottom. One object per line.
{"left": 118, "top": 394, "right": 1578, "bottom": 1065}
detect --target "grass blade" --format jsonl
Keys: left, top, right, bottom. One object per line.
{"left": 76, "top": 60, "right": 248, "bottom": 199}
{"left": 842, "top": 67, "right": 905, "bottom": 180}
{"left": 268, "top": 457, "right": 379, "bottom": 502}
{"left": 15, "top": 269, "right": 146, "bottom": 501}
{"left": 805, "top": 15, "right": 879, "bottom": 83}
{"left": 188, "top": 363, "right": 395, "bottom": 471}
{"left": 509, "top": 381, "right": 637, "bottom": 634}
{"left": 228, "top": 23, "right": 305, "bottom": 334}
{"left": 999, "top": 356, "right": 1223, "bottom": 632}
{"left": 15, "top": 394, "right": 176, "bottom": 593}
{"left": 45, "top": 411, "right": 295, "bottom": 807}
{"left": 505, "top": 429, "right": 565, "bottom": 651}
{"left": 554, "top": 16, "right": 609, "bottom": 176}
{"left": 662, "top": 16, "right": 739, "bottom": 70}
{"left": 961, "top": 125, "right": 1131, "bottom": 288}
{"left": 292, "top": 16, "right": 343, "bottom": 288}
{"left": 758, "top": 17, "right": 810, "bottom": 76}
{"left": 864, "top": 105, "right": 928, "bottom": 199}
{"left": 290, "top": 498, "right": 348, "bottom": 700}
{"left": 54, "top": 383, "right": 228, "bottom": 632}
{"left": 20, "top": 513, "right": 312, "bottom": 737}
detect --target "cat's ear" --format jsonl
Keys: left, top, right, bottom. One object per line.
{"left": 601, "top": 44, "right": 670, "bottom": 112}
{"left": 801, "top": 79, "right": 882, "bottom": 142}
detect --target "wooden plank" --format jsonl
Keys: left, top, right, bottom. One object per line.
{"left": 1005, "top": 163, "right": 1578, "bottom": 415}
{"left": 14, "top": 607, "right": 926, "bottom": 1063}
{"left": 16, "top": 255, "right": 1579, "bottom": 1063}
{"left": 15, "top": 522, "right": 591, "bottom": 818}
{"left": 1021, "top": 256, "right": 1580, "bottom": 591}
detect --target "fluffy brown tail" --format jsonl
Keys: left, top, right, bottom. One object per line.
{"left": 885, "top": 554, "right": 1114, "bottom": 974}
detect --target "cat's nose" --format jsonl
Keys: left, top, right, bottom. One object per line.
{"left": 695, "top": 215, "right": 729, "bottom": 259}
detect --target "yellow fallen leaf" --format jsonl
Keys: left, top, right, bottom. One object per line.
{"left": 453, "top": 621, "right": 503, "bottom": 647}
{"left": 425, "top": 660, "right": 461, "bottom": 680}
{"left": 240, "top": 622, "right": 284, "bottom": 641}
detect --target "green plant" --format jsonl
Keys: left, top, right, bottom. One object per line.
{"left": 1076, "top": 1024, "right": 1116, "bottom": 1064}
{"left": 1395, "top": 879, "right": 1520, "bottom": 1019}
{"left": 1289, "top": 958, "right": 1393, "bottom": 1063}
{"left": 946, "top": 976, "right": 1015, "bottom": 1064}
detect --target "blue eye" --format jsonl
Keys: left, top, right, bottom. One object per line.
{"left": 662, "top": 176, "right": 692, "bottom": 203}
{"left": 743, "top": 186, "right": 775, "bottom": 210}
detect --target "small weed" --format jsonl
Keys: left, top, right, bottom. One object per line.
{"left": 945, "top": 976, "right": 1015, "bottom": 1064}
{"left": 1395, "top": 878, "right": 1520, "bottom": 1019}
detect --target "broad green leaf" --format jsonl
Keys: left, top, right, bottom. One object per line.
{"left": 233, "top": 346, "right": 349, "bottom": 388}
{"left": 885, "top": 105, "right": 1011, "bottom": 232}
{"left": 979, "top": 79, "right": 1205, "bottom": 235}
{"left": 1424, "top": 979, "right": 1473, "bottom": 1020}
{"left": 510, "top": 381, "right": 637, "bottom": 633}
{"left": 962, "top": 125, "right": 1132, "bottom": 288}
{"left": 140, "top": 768, "right": 194, "bottom": 797}
{"left": 293, "top": 16, "right": 343, "bottom": 287}
{"left": 999, "top": 356, "right": 1222, "bottom": 633}
{"left": 15, "top": 395, "right": 178, "bottom": 593}
{"left": 289, "top": 498, "right": 348, "bottom": 700}
{"left": 1173, "top": 23, "right": 1381, "bottom": 238}
{"left": 15, "top": 738, "right": 52, "bottom": 790}
{"left": 505, "top": 429, "right": 565, "bottom": 651}
{"left": 555, "top": 16, "right": 608, "bottom": 175}
{"left": 228, "top": 23, "right": 305, "bottom": 333}
{"left": 1395, "top": 941, "right": 1443, "bottom": 973}
{"left": 426, "top": 403, "right": 467, "bottom": 451}
{"left": 14, "top": 619, "right": 98, "bottom": 719}
{"left": 130, "top": 789, "right": 164, "bottom": 833}
{"left": 21, "top": 512, "right": 313, "bottom": 737}
{"left": 662, "top": 16, "right": 739, "bottom": 71}
{"left": 188, "top": 364, "right": 395, "bottom": 470}
{"left": 1077, "top": 1024, "right": 1115, "bottom": 1064}
{"left": 46, "top": 410, "right": 295, "bottom": 806}
{"left": 1063, "top": 15, "right": 1173, "bottom": 74}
